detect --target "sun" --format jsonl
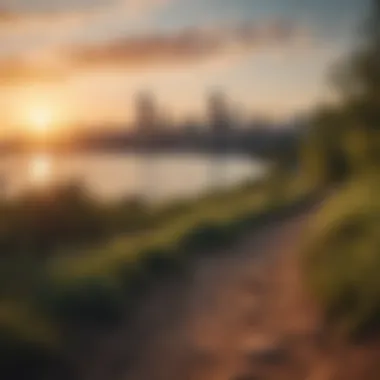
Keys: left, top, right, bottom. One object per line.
{"left": 29, "top": 108, "right": 53, "bottom": 135}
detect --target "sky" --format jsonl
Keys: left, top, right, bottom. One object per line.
{"left": 0, "top": 0, "right": 371, "bottom": 136}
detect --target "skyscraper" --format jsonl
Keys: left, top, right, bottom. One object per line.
{"left": 208, "top": 91, "right": 231, "bottom": 134}
{"left": 135, "top": 92, "right": 157, "bottom": 135}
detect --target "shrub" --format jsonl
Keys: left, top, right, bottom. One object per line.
{"left": 40, "top": 277, "right": 124, "bottom": 329}
{"left": 303, "top": 178, "right": 380, "bottom": 337}
{"left": 0, "top": 301, "right": 64, "bottom": 380}
{"left": 117, "top": 260, "right": 150, "bottom": 307}
{"left": 0, "top": 183, "right": 108, "bottom": 256}
{"left": 0, "top": 331, "right": 63, "bottom": 380}
{"left": 139, "top": 247, "right": 183, "bottom": 278}
{"left": 179, "top": 223, "right": 229, "bottom": 256}
{"left": 106, "top": 198, "right": 150, "bottom": 233}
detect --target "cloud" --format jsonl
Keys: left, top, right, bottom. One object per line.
{"left": 0, "top": 0, "right": 172, "bottom": 74}
{"left": 0, "top": 10, "right": 16, "bottom": 21}
{"left": 0, "top": 2, "right": 99, "bottom": 26}
{"left": 70, "top": 20, "right": 309, "bottom": 69}
{"left": 0, "top": 57, "right": 67, "bottom": 84}
{"left": 0, "top": 0, "right": 169, "bottom": 35}
{"left": 0, "top": 20, "right": 311, "bottom": 84}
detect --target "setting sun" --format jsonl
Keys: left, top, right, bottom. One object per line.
{"left": 29, "top": 108, "right": 54, "bottom": 135}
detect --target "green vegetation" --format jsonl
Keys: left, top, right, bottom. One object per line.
{"left": 0, "top": 182, "right": 151, "bottom": 256}
{"left": 304, "top": 178, "right": 380, "bottom": 335}
{"left": 301, "top": 0, "right": 380, "bottom": 338}
{"left": 0, "top": 170, "right": 305, "bottom": 378}
{"left": 5, "top": 0, "right": 380, "bottom": 371}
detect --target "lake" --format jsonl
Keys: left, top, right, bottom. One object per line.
{"left": 0, "top": 153, "right": 267, "bottom": 202}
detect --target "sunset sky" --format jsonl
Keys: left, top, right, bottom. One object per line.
{"left": 0, "top": 0, "right": 369, "bottom": 136}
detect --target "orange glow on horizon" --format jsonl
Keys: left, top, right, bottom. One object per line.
{"left": 29, "top": 108, "right": 53, "bottom": 135}
{"left": 21, "top": 103, "right": 68, "bottom": 140}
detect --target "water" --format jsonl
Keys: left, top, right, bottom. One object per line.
{"left": 0, "top": 153, "right": 266, "bottom": 202}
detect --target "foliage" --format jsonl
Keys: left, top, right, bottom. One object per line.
{"left": 0, "top": 177, "right": 302, "bottom": 378}
{"left": 0, "top": 183, "right": 108, "bottom": 256}
{"left": 0, "top": 301, "right": 61, "bottom": 380}
{"left": 40, "top": 277, "right": 124, "bottom": 329}
{"left": 302, "top": 0, "right": 380, "bottom": 337}
{"left": 303, "top": 178, "right": 380, "bottom": 336}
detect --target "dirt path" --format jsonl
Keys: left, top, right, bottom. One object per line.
{"left": 104, "top": 208, "right": 321, "bottom": 380}
{"left": 78, "top": 205, "right": 380, "bottom": 380}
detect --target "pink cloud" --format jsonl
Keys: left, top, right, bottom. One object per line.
{"left": 0, "top": 19, "right": 311, "bottom": 84}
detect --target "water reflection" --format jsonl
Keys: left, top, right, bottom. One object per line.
{"left": 29, "top": 154, "right": 52, "bottom": 186}
{"left": 5, "top": 153, "right": 266, "bottom": 202}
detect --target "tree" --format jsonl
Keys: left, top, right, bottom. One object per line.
{"left": 304, "top": 0, "right": 380, "bottom": 184}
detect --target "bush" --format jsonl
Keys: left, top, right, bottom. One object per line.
{"left": 117, "top": 260, "right": 150, "bottom": 308}
{"left": 0, "top": 331, "right": 63, "bottom": 380}
{"left": 0, "top": 183, "right": 108, "bottom": 256}
{"left": 139, "top": 247, "right": 183, "bottom": 278}
{"left": 0, "top": 176, "right": 302, "bottom": 380}
{"left": 40, "top": 277, "right": 124, "bottom": 329}
{"left": 106, "top": 198, "right": 150, "bottom": 233}
{"left": 304, "top": 179, "right": 380, "bottom": 337}
{"left": 179, "top": 223, "right": 230, "bottom": 255}
{"left": 0, "top": 301, "right": 64, "bottom": 380}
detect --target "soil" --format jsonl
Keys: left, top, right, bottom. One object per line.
{"left": 75, "top": 206, "right": 380, "bottom": 380}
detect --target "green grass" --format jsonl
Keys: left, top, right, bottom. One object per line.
{"left": 0, "top": 171, "right": 305, "bottom": 378}
{"left": 303, "top": 176, "right": 380, "bottom": 337}
{"left": 0, "top": 301, "right": 61, "bottom": 380}
{"left": 41, "top": 175, "right": 304, "bottom": 335}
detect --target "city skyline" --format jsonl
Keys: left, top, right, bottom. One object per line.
{"left": 0, "top": 0, "right": 370, "bottom": 137}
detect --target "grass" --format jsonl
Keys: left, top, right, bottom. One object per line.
{"left": 303, "top": 175, "right": 380, "bottom": 337}
{"left": 0, "top": 300, "right": 61, "bottom": 380}
{"left": 0, "top": 170, "right": 305, "bottom": 378}
{"left": 0, "top": 182, "right": 152, "bottom": 257}
{"left": 41, "top": 174, "right": 306, "bottom": 335}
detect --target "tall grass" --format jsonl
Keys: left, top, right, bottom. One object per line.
{"left": 303, "top": 176, "right": 380, "bottom": 337}
{"left": 0, "top": 171, "right": 304, "bottom": 378}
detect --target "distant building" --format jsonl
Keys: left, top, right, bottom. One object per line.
{"left": 207, "top": 91, "right": 231, "bottom": 134}
{"left": 182, "top": 115, "right": 202, "bottom": 135}
{"left": 157, "top": 108, "right": 174, "bottom": 131}
{"left": 135, "top": 92, "right": 157, "bottom": 135}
